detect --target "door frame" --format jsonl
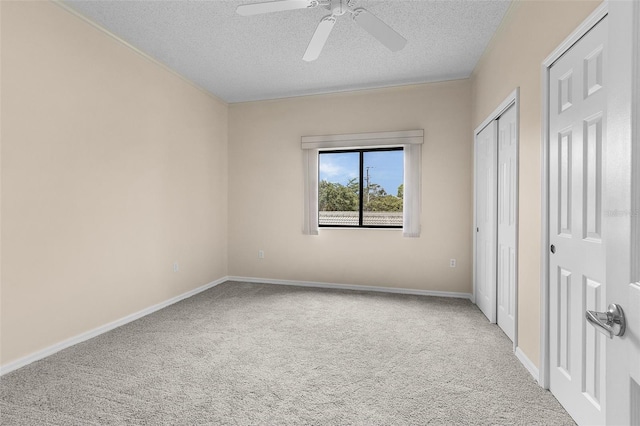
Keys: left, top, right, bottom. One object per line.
{"left": 632, "top": 0, "right": 640, "bottom": 293}
{"left": 473, "top": 88, "right": 520, "bottom": 349}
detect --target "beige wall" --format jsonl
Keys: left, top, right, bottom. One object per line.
{"left": 1, "top": 0, "right": 606, "bottom": 372}
{"left": 228, "top": 81, "right": 473, "bottom": 293}
{"left": 470, "top": 0, "right": 601, "bottom": 367}
{"left": 1, "top": 1, "right": 228, "bottom": 365}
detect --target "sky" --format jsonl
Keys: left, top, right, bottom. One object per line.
{"left": 319, "top": 150, "right": 404, "bottom": 196}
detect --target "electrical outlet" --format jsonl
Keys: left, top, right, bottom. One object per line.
{"left": 258, "top": 250, "right": 265, "bottom": 259}
{"left": 449, "top": 259, "right": 457, "bottom": 268}
{"left": 173, "top": 262, "right": 179, "bottom": 272}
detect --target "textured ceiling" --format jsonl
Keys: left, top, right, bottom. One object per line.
{"left": 63, "top": 0, "right": 511, "bottom": 103}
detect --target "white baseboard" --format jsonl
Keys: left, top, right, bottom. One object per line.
{"left": 0, "top": 277, "right": 227, "bottom": 376}
{"left": 515, "top": 346, "right": 540, "bottom": 383}
{"left": 1, "top": 276, "right": 472, "bottom": 376}
{"left": 227, "top": 276, "right": 473, "bottom": 300}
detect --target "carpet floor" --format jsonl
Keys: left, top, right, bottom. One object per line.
{"left": 0, "top": 281, "right": 574, "bottom": 425}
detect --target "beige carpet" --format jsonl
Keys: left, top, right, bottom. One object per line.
{"left": 0, "top": 281, "right": 574, "bottom": 425}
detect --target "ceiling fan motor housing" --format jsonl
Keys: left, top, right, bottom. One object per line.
{"left": 328, "top": 0, "right": 350, "bottom": 16}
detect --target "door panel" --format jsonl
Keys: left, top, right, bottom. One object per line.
{"left": 558, "top": 267, "right": 572, "bottom": 378}
{"left": 583, "top": 114, "right": 602, "bottom": 241}
{"left": 549, "top": 16, "right": 608, "bottom": 426}
{"left": 475, "top": 122, "right": 497, "bottom": 323}
{"left": 497, "top": 104, "right": 517, "bottom": 341}
{"left": 583, "top": 277, "right": 603, "bottom": 407}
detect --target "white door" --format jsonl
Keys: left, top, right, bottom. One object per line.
{"left": 497, "top": 104, "right": 517, "bottom": 341}
{"left": 475, "top": 121, "right": 497, "bottom": 323}
{"left": 549, "top": 16, "right": 608, "bottom": 426}
{"left": 603, "top": 1, "right": 639, "bottom": 424}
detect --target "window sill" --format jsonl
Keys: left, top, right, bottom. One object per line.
{"left": 319, "top": 227, "right": 402, "bottom": 231}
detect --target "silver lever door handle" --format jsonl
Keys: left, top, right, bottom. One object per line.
{"left": 585, "top": 303, "right": 626, "bottom": 339}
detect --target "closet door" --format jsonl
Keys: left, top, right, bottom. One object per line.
{"left": 496, "top": 104, "right": 517, "bottom": 341}
{"left": 474, "top": 121, "right": 497, "bottom": 323}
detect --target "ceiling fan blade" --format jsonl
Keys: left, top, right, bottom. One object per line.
{"left": 351, "top": 8, "right": 407, "bottom": 52}
{"left": 236, "top": 0, "right": 318, "bottom": 16}
{"left": 303, "top": 16, "right": 336, "bottom": 62}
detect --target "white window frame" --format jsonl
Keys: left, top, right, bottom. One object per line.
{"left": 302, "top": 130, "right": 423, "bottom": 237}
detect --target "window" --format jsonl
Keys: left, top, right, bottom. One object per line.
{"left": 318, "top": 148, "right": 404, "bottom": 228}
{"left": 301, "top": 130, "right": 423, "bottom": 237}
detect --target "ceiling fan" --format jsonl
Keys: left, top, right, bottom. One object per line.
{"left": 236, "top": 0, "right": 407, "bottom": 62}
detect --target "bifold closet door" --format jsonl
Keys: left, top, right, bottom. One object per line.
{"left": 475, "top": 121, "right": 497, "bottom": 323}
{"left": 496, "top": 104, "right": 517, "bottom": 342}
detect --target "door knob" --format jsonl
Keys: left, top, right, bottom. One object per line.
{"left": 585, "top": 303, "right": 626, "bottom": 339}
{"left": 550, "top": 244, "right": 556, "bottom": 254}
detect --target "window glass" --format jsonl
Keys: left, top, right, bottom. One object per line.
{"left": 318, "top": 148, "right": 403, "bottom": 228}
{"left": 362, "top": 150, "right": 403, "bottom": 226}
{"left": 318, "top": 151, "right": 359, "bottom": 226}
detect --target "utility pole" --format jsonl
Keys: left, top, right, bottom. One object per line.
{"left": 365, "top": 166, "right": 373, "bottom": 204}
